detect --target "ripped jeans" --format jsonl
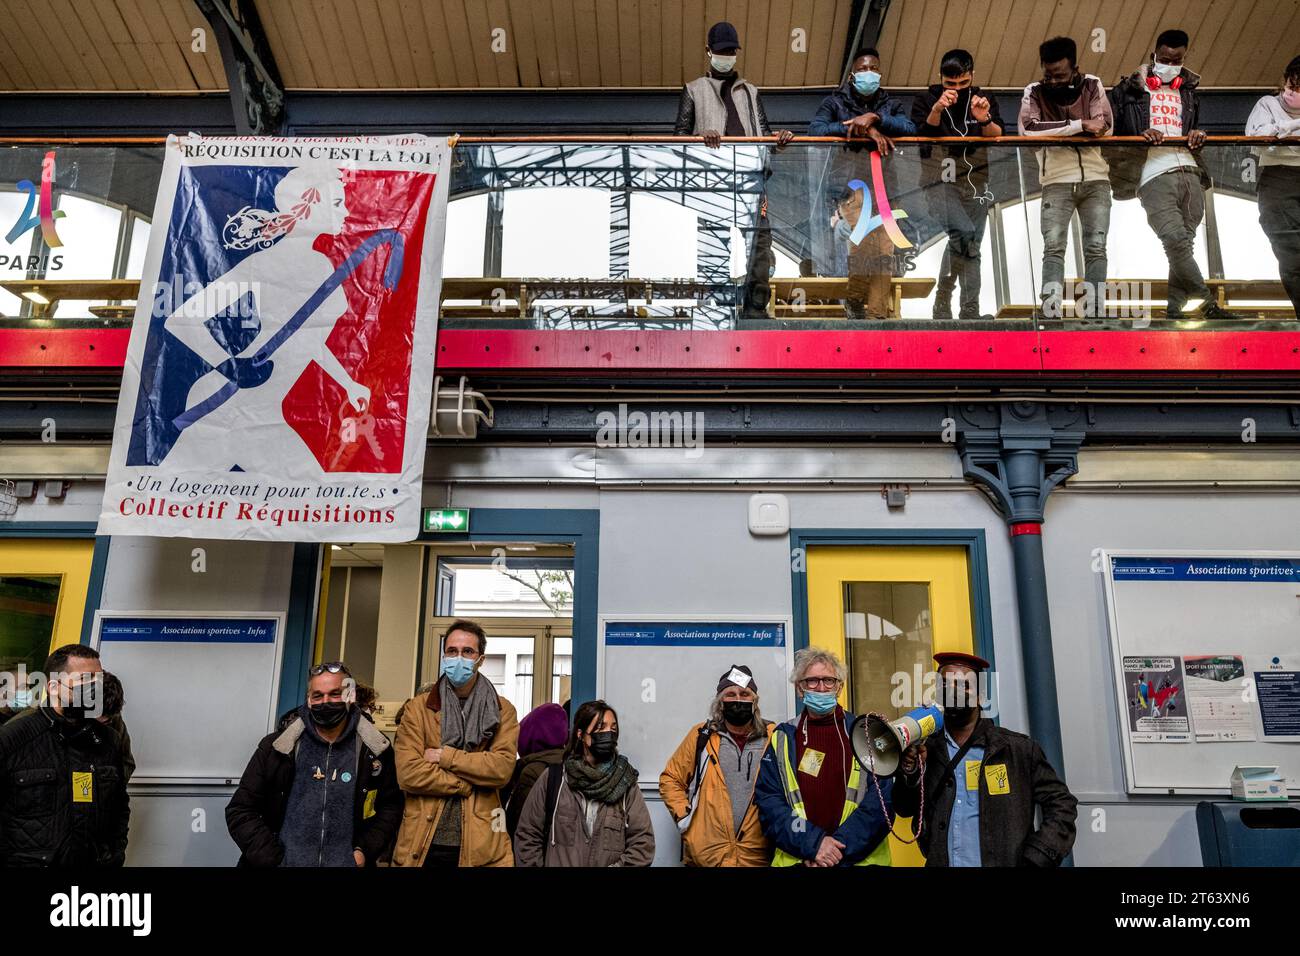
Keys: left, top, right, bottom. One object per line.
{"left": 1040, "top": 180, "right": 1112, "bottom": 318}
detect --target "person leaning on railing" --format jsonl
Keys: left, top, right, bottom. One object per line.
{"left": 811, "top": 47, "right": 918, "bottom": 321}
{"left": 673, "top": 19, "right": 793, "bottom": 148}
{"left": 1246, "top": 54, "right": 1300, "bottom": 317}
{"left": 1018, "top": 36, "right": 1114, "bottom": 320}
{"left": 1109, "top": 28, "right": 1238, "bottom": 321}
{"left": 674, "top": 20, "right": 793, "bottom": 322}
{"left": 910, "top": 48, "right": 1004, "bottom": 321}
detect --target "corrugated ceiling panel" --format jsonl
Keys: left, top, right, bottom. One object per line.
{"left": 0, "top": 0, "right": 1290, "bottom": 93}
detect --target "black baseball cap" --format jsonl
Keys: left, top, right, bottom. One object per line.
{"left": 708, "top": 21, "right": 741, "bottom": 51}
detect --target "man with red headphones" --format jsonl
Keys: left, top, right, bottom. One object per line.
{"left": 1109, "top": 29, "right": 1238, "bottom": 323}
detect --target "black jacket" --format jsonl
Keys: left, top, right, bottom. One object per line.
{"left": 1108, "top": 65, "right": 1210, "bottom": 199}
{"left": 0, "top": 708, "right": 135, "bottom": 781}
{"left": 808, "top": 82, "right": 917, "bottom": 138}
{"left": 910, "top": 85, "right": 1005, "bottom": 183}
{"left": 892, "top": 718, "right": 1077, "bottom": 867}
{"left": 225, "top": 709, "right": 404, "bottom": 867}
{"left": 501, "top": 747, "right": 564, "bottom": 837}
{"left": 0, "top": 706, "right": 130, "bottom": 867}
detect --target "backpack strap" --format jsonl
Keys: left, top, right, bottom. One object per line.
{"left": 540, "top": 761, "right": 564, "bottom": 860}
{"left": 685, "top": 723, "right": 712, "bottom": 799}
{"left": 677, "top": 725, "right": 715, "bottom": 860}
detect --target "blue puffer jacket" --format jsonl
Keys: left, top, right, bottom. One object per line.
{"left": 808, "top": 82, "right": 917, "bottom": 138}
{"left": 754, "top": 709, "right": 894, "bottom": 865}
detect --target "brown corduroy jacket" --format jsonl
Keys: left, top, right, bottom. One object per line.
{"left": 391, "top": 681, "right": 518, "bottom": 867}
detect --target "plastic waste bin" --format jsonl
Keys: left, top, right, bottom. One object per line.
{"left": 1196, "top": 801, "right": 1300, "bottom": 866}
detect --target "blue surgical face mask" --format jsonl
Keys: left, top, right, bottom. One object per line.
{"left": 440, "top": 655, "right": 477, "bottom": 687}
{"left": 802, "top": 689, "right": 839, "bottom": 715}
{"left": 710, "top": 54, "right": 737, "bottom": 74}
{"left": 9, "top": 690, "right": 33, "bottom": 709}
{"left": 852, "top": 70, "right": 881, "bottom": 96}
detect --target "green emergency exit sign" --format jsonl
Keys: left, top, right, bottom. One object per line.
{"left": 423, "top": 508, "right": 470, "bottom": 532}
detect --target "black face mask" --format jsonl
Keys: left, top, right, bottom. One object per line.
{"left": 941, "top": 680, "right": 979, "bottom": 725}
{"left": 944, "top": 706, "right": 977, "bottom": 726}
{"left": 588, "top": 730, "right": 618, "bottom": 761}
{"left": 722, "top": 701, "right": 754, "bottom": 726}
{"left": 58, "top": 679, "right": 97, "bottom": 723}
{"left": 1044, "top": 79, "right": 1081, "bottom": 104}
{"left": 309, "top": 701, "right": 350, "bottom": 729}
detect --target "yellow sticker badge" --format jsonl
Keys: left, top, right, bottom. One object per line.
{"left": 363, "top": 790, "right": 378, "bottom": 820}
{"left": 964, "top": 759, "right": 982, "bottom": 791}
{"left": 72, "top": 771, "right": 93, "bottom": 803}
{"left": 798, "top": 747, "right": 826, "bottom": 777}
{"left": 918, "top": 714, "right": 936, "bottom": 737}
{"left": 984, "top": 763, "right": 1011, "bottom": 795}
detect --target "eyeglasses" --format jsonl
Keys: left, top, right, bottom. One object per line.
{"left": 799, "top": 677, "right": 841, "bottom": 691}
{"left": 442, "top": 647, "right": 480, "bottom": 659}
{"left": 309, "top": 661, "right": 351, "bottom": 678}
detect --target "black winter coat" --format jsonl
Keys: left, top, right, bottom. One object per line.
{"left": 909, "top": 84, "right": 1006, "bottom": 184}
{"left": 892, "top": 718, "right": 1077, "bottom": 867}
{"left": 0, "top": 707, "right": 130, "bottom": 866}
{"left": 225, "top": 710, "right": 404, "bottom": 867}
{"left": 1108, "top": 66, "right": 1211, "bottom": 200}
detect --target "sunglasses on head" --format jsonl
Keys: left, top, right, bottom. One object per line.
{"left": 309, "top": 661, "right": 351, "bottom": 678}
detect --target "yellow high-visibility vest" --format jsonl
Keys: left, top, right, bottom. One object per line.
{"left": 769, "top": 726, "right": 892, "bottom": 867}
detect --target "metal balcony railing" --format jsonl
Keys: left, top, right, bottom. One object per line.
{"left": 1, "top": 136, "right": 1298, "bottom": 377}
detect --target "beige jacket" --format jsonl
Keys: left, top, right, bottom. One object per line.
{"left": 513, "top": 763, "right": 656, "bottom": 867}
{"left": 391, "top": 682, "right": 519, "bottom": 867}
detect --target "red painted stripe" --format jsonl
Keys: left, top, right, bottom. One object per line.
{"left": 1010, "top": 522, "right": 1042, "bottom": 536}
{"left": 435, "top": 330, "right": 1300, "bottom": 375}
{"left": 1039, "top": 330, "right": 1300, "bottom": 372}
{"left": 0, "top": 328, "right": 129, "bottom": 368}
{"left": 435, "top": 329, "right": 1044, "bottom": 374}
{"left": 3, "top": 328, "right": 1300, "bottom": 376}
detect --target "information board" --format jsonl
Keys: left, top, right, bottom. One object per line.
{"left": 600, "top": 617, "right": 795, "bottom": 787}
{"left": 92, "top": 612, "right": 285, "bottom": 784}
{"left": 1101, "top": 552, "right": 1300, "bottom": 795}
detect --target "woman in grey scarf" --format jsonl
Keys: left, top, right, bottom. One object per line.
{"left": 513, "top": 700, "right": 656, "bottom": 866}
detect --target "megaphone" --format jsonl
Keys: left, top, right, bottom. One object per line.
{"left": 850, "top": 705, "right": 944, "bottom": 776}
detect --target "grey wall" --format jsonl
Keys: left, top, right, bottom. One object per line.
{"left": 1042, "top": 487, "right": 1300, "bottom": 867}
{"left": 34, "top": 450, "right": 1293, "bottom": 867}
{"left": 98, "top": 534, "right": 298, "bottom": 867}
{"left": 7, "top": 477, "right": 102, "bottom": 524}
{"left": 453, "top": 477, "right": 1023, "bottom": 867}
{"left": 5, "top": 478, "right": 299, "bottom": 865}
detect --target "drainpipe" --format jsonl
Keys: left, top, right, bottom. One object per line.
{"left": 957, "top": 402, "right": 1083, "bottom": 781}
{"left": 1001, "top": 448, "right": 1066, "bottom": 777}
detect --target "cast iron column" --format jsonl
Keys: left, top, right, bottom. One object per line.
{"left": 957, "top": 402, "right": 1083, "bottom": 780}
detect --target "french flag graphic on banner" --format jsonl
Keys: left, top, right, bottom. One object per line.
{"left": 98, "top": 134, "right": 452, "bottom": 542}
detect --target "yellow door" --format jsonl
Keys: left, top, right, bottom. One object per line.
{"left": 806, "top": 545, "right": 978, "bottom": 867}
{"left": 0, "top": 539, "right": 96, "bottom": 678}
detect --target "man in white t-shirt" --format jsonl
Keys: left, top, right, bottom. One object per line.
{"left": 1109, "top": 29, "right": 1237, "bottom": 321}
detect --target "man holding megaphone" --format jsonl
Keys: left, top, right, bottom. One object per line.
{"left": 892, "top": 652, "right": 1077, "bottom": 867}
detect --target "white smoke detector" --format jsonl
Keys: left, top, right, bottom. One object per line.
{"left": 748, "top": 493, "right": 789, "bottom": 536}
